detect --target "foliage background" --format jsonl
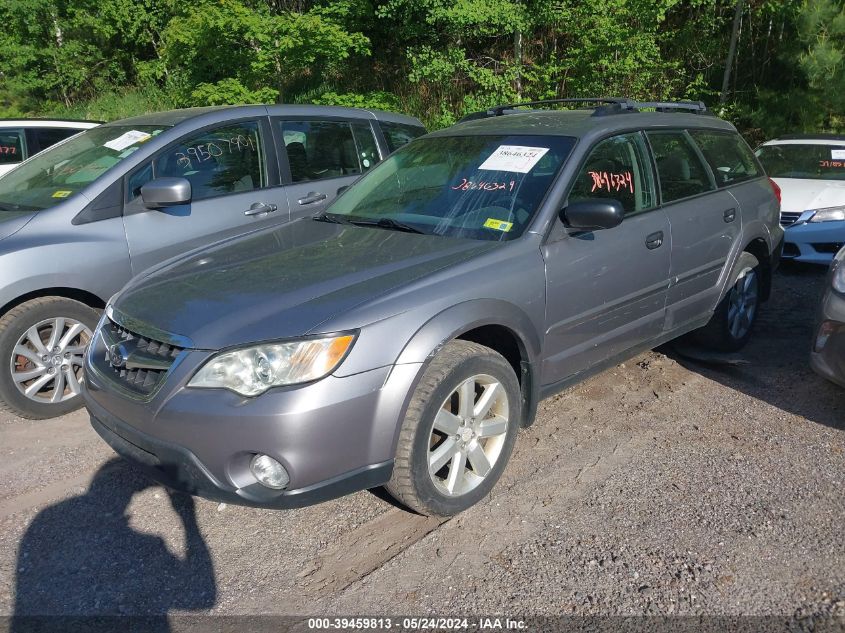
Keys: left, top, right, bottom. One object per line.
{"left": 0, "top": 0, "right": 842, "bottom": 139}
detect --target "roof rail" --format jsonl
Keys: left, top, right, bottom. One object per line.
{"left": 460, "top": 97, "right": 710, "bottom": 122}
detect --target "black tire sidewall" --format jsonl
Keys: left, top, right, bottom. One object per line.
{"left": 0, "top": 299, "right": 99, "bottom": 419}
{"left": 407, "top": 353, "right": 520, "bottom": 516}
{"left": 710, "top": 252, "right": 761, "bottom": 351}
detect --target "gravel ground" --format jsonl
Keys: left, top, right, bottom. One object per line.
{"left": 0, "top": 263, "right": 842, "bottom": 628}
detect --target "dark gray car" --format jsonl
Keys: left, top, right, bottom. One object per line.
{"left": 811, "top": 245, "right": 845, "bottom": 387}
{"left": 83, "top": 98, "right": 783, "bottom": 516}
{"left": 0, "top": 105, "right": 424, "bottom": 418}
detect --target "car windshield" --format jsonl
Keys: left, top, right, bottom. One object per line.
{"left": 756, "top": 143, "right": 845, "bottom": 181}
{"left": 325, "top": 134, "right": 576, "bottom": 240}
{"left": 0, "top": 125, "right": 167, "bottom": 212}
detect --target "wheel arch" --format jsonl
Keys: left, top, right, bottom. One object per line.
{"left": 0, "top": 287, "right": 106, "bottom": 320}
{"left": 393, "top": 299, "right": 543, "bottom": 428}
{"left": 741, "top": 237, "right": 773, "bottom": 302}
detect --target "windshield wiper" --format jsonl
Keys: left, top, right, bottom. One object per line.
{"left": 349, "top": 217, "right": 426, "bottom": 234}
{"left": 312, "top": 211, "right": 352, "bottom": 225}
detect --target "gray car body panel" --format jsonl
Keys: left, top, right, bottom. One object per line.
{"left": 83, "top": 108, "right": 782, "bottom": 506}
{"left": 0, "top": 105, "right": 424, "bottom": 314}
{"left": 810, "top": 246, "right": 845, "bottom": 387}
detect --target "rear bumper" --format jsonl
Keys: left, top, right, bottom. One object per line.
{"left": 88, "top": 396, "right": 394, "bottom": 509}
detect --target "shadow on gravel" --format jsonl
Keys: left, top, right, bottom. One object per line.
{"left": 11, "top": 458, "right": 216, "bottom": 632}
{"left": 667, "top": 262, "right": 844, "bottom": 432}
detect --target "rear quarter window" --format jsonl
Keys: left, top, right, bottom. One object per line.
{"left": 379, "top": 121, "right": 426, "bottom": 152}
{"left": 688, "top": 130, "right": 761, "bottom": 187}
{"left": 0, "top": 129, "right": 24, "bottom": 165}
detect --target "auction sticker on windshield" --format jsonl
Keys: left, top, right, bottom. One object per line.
{"left": 104, "top": 130, "right": 152, "bottom": 152}
{"left": 832, "top": 149, "right": 845, "bottom": 160}
{"left": 478, "top": 145, "right": 550, "bottom": 173}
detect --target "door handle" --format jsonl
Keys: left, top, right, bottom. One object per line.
{"left": 723, "top": 208, "right": 737, "bottom": 223}
{"left": 645, "top": 231, "right": 664, "bottom": 250}
{"left": 244, "top": 202, "right": 278, "bottom": 217}
{"left": 297, "top": 192, "right": 327, "bottom": 205}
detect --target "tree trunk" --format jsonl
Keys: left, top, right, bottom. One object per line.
{"left": 720, "top": 0, "right": 746, "bottom": 105}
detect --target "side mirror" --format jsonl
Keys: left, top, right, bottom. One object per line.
{"left": 140, "top": 177, "right": 191, "bottom": 209}
{"left": 561, "top": 199, "right": 624, "bottom": 231}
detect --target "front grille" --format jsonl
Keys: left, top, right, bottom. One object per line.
{"left": 92, "top": 318, "right": 183, "bottom": 397}
{"left": 813, "top": 242, "right": 844, "bottom": 254}
{"left": 780, "top": 211, "right": 802, "bottom": 226}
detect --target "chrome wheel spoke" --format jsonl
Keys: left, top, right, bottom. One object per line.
{"left": 50, "top": 370, "right": 66, "bottom": 403}
{"left": 466, "top": 442, "right": 492, "bottom": 477}
{"left": 478, "top": 415, "right": 508, "bottom": 438}
{"left": 24, "top": 373, "right": 54, "bottom": 397}
{"left": 13, "top": 345, "right": 42, "bottom": 366}
{"left": 12, "top": 366, "right": 47, "bottom": 383}
{"left": 24, "top": 327, "right": 48, "bottom": 355}
{"left": 64, "top": 367, "right": 82, "bottom": 397}
{"left": 445, "top": 450, "right": 467, "bottom": 494}
{"left": 433, "top": 409, "right": 461, "bottom": 435}
{"left": 46, "top": 318, "right": 65, "bottom": 351}
{"left": 57, "top": 322, "right": 86, "bottom": 350}
{"left": 457, "top": 380, "right": 474, "bottom": 419}
{"left": 472, "top": 382, "right": 500, "bottom": 419}
{"left": 429, "top": 437, "right": 458, "bottom": 474}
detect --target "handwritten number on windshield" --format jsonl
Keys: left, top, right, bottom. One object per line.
{"left": 451, "top": 178, "right": 516, "bottom": 192}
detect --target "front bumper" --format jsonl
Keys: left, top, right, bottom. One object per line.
{"left": 83, "top": 342, "right": 423, "bottom": 508}
{"left": 782, "top": 219, "right": 845, "bottom": 265}
{"left": 810, "top": 283, "right": 845, "bottom": 388}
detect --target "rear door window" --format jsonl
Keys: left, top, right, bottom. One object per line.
{"left": 688, "top": 130, "right": 761, "bottom": 187}
{"left": 28, "top": 127, "right": 84, "bottom": 154}
{"left": 154, "top": 121, "right": 266, "bottom": 201}
{"left": 279, "top": 120, "right": 362, "bottom": 182}
{"left": 0, "top": 129, "right": 25, "bottom": 165}
{"left": 379, "top": 121, "right": 426, "bottom": 152}
{"left": 646, "top": 131, "right": 715, "bottom": 203}
{"left": 568, "top": 132, "right": 657, "bottom": 216}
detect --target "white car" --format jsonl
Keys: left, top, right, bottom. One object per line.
{"left": 0, "top": 119, "right": 100, "bottom": 177}
{"left": 756, "top": 135, "right": 845, "bottom": 265}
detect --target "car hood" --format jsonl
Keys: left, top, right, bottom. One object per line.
{"left": 114, "top": 218, "right": 498, "bottom": 349}
{"left": 0, "top": 210, "right": 36, "bottom": 242}
{"left": 773, "top": 178, "right": 845, "bottom": 213}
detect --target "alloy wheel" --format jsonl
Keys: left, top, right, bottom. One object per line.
{"left": 427, "top": 373, "right": 510, "bottom": 497}
{"left": 10, "top": 317, "right": 93, "bottom": 404}
{"left": 727, "top": 267, "right": 758, "bottom": 340}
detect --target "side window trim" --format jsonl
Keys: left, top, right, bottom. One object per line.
{"left": 145, "top": 116, "right": 270, "bottom": 203}
{"left": 274, "top": 116, "right": 368, "bottom": 185}
{"left": 682, "top": 129, "right": 718, "bottom": 190}
{"left": 563, "top": 130, "right": 659, "bottom": 220}
{"left": 349, "top": 119, "right": 382, "bottom": 171}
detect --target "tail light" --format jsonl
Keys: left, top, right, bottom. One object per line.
{"left": 768, "top": 177, "right": 782, "bottom": 207}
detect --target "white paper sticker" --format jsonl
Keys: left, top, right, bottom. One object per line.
{"left": 831, "top": 149, "right": 845, "bottom": 160}
{"left": 478, "top": 145, "right": 550, "bottom": 173}
{"left": 104, "top": 130, "right": 152, "bottom": 152}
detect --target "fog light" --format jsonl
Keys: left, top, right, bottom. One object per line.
{"left": 250, "top": 454, "right": 289, "bottom": 490}
{"left": 814, "top": 321, "right": 838, "bottom": 352}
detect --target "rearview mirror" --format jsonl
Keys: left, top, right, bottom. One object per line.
{"left": 140, "top": 177, "right": 191, "bottom": 209}
{"left": 561, "top": 199, "right": 624, "bottom": 231}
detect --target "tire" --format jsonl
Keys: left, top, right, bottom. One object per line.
{"left": 0, "top": 297, "right": 100, "bottom": 419}
{"left": 693, "top": 252, "right": 761, "bottom": 352}
{"left": 386, "top": 340, "right": 521, "bottom": 517}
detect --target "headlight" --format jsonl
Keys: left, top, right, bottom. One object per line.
{"left": 833, "top": 257, "right": 845, "bottom": 294}
{"left": 808, "top": 206, "right": 845, "bottom": 222}
{"left": 188, "top": 334, "right": 355, "bottom": 396}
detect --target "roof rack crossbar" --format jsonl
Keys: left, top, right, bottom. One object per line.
{"left": 485, "top": 98, "right": 632, "bottom": 116}
{"left": 476, "top": 97, "right": 710, "bottom": 119}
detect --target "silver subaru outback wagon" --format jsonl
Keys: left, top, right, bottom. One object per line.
{"left": 0, "top": 105, "right": 425, "bottom": 419}
{"left": 83, "top": 98, "right": 783, "bottom": 517}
